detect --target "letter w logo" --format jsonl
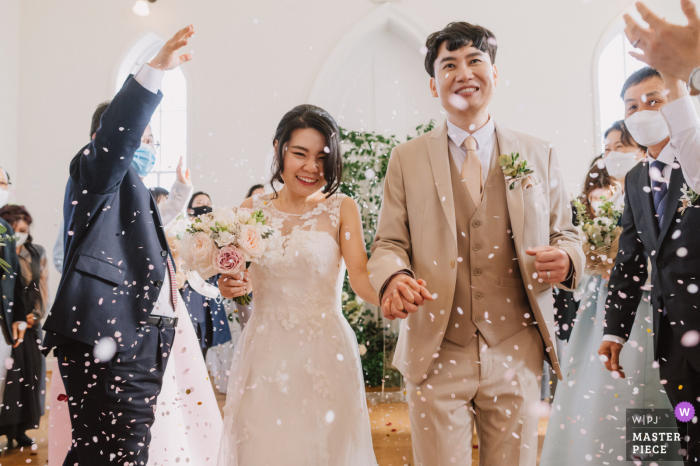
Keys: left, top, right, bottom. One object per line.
{"left": 632, "top": 415, "right": 644, "bottom": 424}
{"left": 680, "top": 407, "right": 691, "bottom": 417}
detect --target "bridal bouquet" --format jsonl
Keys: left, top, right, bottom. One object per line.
{"left": 572, "top": 197, "right": 623, "bottom": 277}
{"left": 181, "top": 207, "right": 277, "bottom": 305}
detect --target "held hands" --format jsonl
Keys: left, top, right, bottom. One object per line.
{"left": 11, "top": 321, "right": 26, "bottom": 348}
{"left": 176, "top": 156, "right": 192, "bottom": 187}
{"left": 598, "top": 340, "right": 626, "bottom": 379}
{"left": 148, "top": 25, "right": 195, "bottom": 72}
{"left": 381, "top": 274, "right": 434, "bottom": 320}
{"left": 525, "top": 246, "right": 571, "bottom": 284}
{"left": 218, "top": 271, "right": 250, "bottom": 299}
{"left": 623, "top": 0, "right": 700, "bottom": 82}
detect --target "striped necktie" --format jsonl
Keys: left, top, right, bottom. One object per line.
{"left": 166, "top": 255, "right": 178, "bottom": 309}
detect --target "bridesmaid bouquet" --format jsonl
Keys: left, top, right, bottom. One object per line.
{"left": 181, "top": 207, "right": 277, "bottom": 305}
{"left": 572, "top": 197, "right": 623, "bottom": 277}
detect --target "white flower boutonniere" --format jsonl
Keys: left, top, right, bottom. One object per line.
{"left": 498, "top": 152, "right": 534, "bottom": 190}
{"left": 678, "top": 183, "right": 699, "bottom": 216}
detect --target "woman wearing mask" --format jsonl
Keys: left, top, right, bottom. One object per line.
{"left": 603, "top": 120, "right": 646, "bottom": 187}
{"left": 540, "top": 128, "right": 675, "bottom": 465}
{"left": 183, "top": 191, "right": 232, "bottom": 358}
{"left": 0, "top": 205, "right": 47, "bottom": 448}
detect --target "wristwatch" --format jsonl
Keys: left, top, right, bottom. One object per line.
{"left": 689, "top": 67, "right": 700, "bottom": 93}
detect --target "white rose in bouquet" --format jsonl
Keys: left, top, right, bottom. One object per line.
{"left": 182, "top": 231, "right": 217, "bottom": 280}
{"left": 237, "top": 208, "right": 253, "bottom": 225}
{"left": 239, "top": 225, "right": 265, "bottom": 260}
{"left": 215, "top": 230, "right": 237, "bottom": 248}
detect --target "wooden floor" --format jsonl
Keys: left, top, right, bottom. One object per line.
{"left": 2, "top": 372, "right": 549, "bottom": 465}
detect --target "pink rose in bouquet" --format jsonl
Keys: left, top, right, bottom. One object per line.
{"left": 213, "top": 245, "right": 244, "bottom": 275}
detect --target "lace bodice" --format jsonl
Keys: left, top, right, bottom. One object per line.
{"left": 250, "top": 193, "right": 347, "bottom": 332}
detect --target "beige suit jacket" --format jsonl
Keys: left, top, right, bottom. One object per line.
{"left": 368, "top": 121, "right": 584, "bottom": 383}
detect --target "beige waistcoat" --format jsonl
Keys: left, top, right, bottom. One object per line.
{"left": 444, "top": 143, "right": 535, "bottom": 347}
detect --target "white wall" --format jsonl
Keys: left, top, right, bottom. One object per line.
{"left": 13, "top": 0, "right": 687, "bottom": 296}
{"left": 0, "top": 0, "right": 20, "bottom": 189}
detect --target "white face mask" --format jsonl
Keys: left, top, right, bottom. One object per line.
{"left": 624, "top": 110, "right": 670, "bottom": 147}
{"left": 15, "top": 232, "right": 28, "bottom": 247}
{"left": 605, "top": 150, "right": 640, "bottom": 179}
{"left": 0, "top": 190, "right": 8, "bottom": 208}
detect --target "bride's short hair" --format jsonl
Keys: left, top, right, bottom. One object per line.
{"left": 270, "top": 105, "right": 342, "bottom": 198}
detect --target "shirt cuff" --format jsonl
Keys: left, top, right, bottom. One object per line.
{"left": 662, "top": 95, "right": 700, "bottom": 137}
{"left": 602, "top": 334, "right": 626, "bottom": 346}
{"left": 134, "top": 63, "right": 165, "bottom": 95}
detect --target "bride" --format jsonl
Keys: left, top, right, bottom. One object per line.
{"left": 216, "top": 105, "right": 379, "bottom": 466}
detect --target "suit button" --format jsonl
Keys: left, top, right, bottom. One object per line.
{"left": 474, "top": 269, "right": 482, "bottom": 276}
{"left": 658, "top": 260, "right": 666, "bottom": 268}
{"left": 475, "top": 292, "right": 483, "bottom": 300}
{"left": 155, "top": 280, "right": 163, "bottom": 288}
{"left": 473, "top": 245, "right": 481, "bottom": 251}
{"left": 161, "top": 251, "right": 168, "bottom": 257}
{"left": 475, "top": 316, "right": 483, "bottom": 323}
{"left": 472, "top": 220, "right": 481, "bottom": 228}
{"left": 450, "top": 260, "right": 456, "bottom": 268}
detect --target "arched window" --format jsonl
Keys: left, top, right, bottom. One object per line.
{"left": 115, "top": 33, "right": 187, "bottom": 189}
{"left": 596, "top": 31, "right": 645, "bottom": 148}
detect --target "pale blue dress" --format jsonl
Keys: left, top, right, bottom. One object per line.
{"left": 539, "top": 274, "right": 679, "bottom": 465}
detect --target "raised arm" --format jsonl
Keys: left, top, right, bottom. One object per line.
{"left": 338, "top": 197, "right": 379, "bottom": 306}
{"left": 72, "top": 25, "right": 194, "bottom": 194}
{"left": 159, "top": 157, "right": 194, "bottom": 226}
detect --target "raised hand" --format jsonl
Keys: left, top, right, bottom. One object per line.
{"left": 381, "top": 274, "right": 434, "bottom": 320}
{"left": 598, "top": 340, "right": 626, "bottom": 378}
{"left": 148, "top": 25, "right": 195, "bottom": 72}
{"left": 525, "top": 246, "right": 571, "bottom": 284}
{"left": 623, "top": 0, "right": 700, "bottom": 82}
{"left": 176, "top": 156, "right": 192, "bottom": 186}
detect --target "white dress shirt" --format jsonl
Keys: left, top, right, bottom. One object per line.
{"left": 446, "top": 117, "right": 496, "bottom": 185}
{"left": 661, "top": 95, "right": 700, "bottom": 193}
{"left": 602, "top": 144, "right": 675, "bottom": 347}
{"left": 133, "top": 63, "right": 193, "bottom": 318}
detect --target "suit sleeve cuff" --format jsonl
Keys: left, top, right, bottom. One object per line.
{"left": 134, "top": 63, "right": 165, "bottom": 95}
{"left": 379, "top": 270, "right": 414, "bottom": 301}
{"left": 602, "top": 334, "right": 626, "bottom": 346}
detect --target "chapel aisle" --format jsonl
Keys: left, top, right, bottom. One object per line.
{"left": 0, "top": 372, "right": 549, "bottom": 465}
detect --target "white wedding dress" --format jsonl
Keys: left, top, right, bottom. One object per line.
{"left": 217, "top": 193, "right": 377, "bottom": 466}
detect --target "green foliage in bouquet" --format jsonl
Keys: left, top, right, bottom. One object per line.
{"left": 572, "top": 197, "right": 622, "bottom": 248}
{"left": 338, "top": 121, "right": 434, "bottom": 387}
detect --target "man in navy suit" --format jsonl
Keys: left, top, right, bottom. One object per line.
{"left": 599, "top": 67, "right": 700, "bottom": 463}
{"left": 41, "top": 25, "right": 235, "bottom": 466}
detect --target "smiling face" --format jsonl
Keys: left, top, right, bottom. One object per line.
{"left": 604, "top": 129, "right": 640, "bottom": 155}
{"left": 276, "top": 128, "right": 327, "bottom": 197}
{"left": 430, "top": 42, "right": 498, "bottom": 122}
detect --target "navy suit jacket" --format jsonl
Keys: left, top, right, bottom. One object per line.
{"left": 181, "top": 277, "right": 232, "bottom": 349}
{"left": 0, "top": 219, "right": 26, "bottom": 342}
{"left": 43, "top": 76, "right": 169, "bottom": 351}
{"left": 605, "top": 159, "right": 700, "bottom": 371}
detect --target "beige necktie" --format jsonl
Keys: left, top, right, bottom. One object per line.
{"left": 460, "top": 135, "right": 483, "bottom": 208}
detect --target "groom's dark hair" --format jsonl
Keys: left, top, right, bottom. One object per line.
{"left": 270, "top": 105, "right": 342, "bottom": 198}
{"left": 424, "top": 22, "right": 497, "bottom": 78}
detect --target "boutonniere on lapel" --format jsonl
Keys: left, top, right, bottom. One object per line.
{"left": 678, "top": 184, "right": 699, "bottom": 216}
{"left": 498, "top": 152, "right": 535, "bottom": 190}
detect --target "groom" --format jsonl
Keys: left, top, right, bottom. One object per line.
{"left": 42, "top": 26, "right": 199, "bottom": 465}
{"left": 368, "top": 22, "right": 583, "bottom": 465}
